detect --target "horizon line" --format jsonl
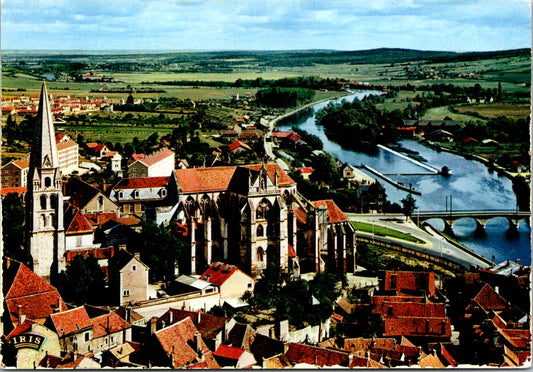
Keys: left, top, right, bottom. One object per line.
{"left": 2, "top": 47, "right": 531, "bottom": 54}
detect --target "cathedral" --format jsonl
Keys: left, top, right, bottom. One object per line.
{"left": 25, "top": 82, "right": 356, "bottom": 280}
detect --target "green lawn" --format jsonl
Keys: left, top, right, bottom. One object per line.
{"left": 351, "top": 221, "right": 425, "bottom": 244}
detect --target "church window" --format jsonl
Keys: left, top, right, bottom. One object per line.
{"left": 50, "top": 194, "right": 58, "bottom": 211}
{"left": 98, "top": 196, "right": 104, "bottom": 211}
{"left": 132, "top": 265, "right": 137, "bottom": 271}
{"left": 256, "top": 224, "right": 264, "bottom": 237}
{"left": 40, "top": 215, "right": 46, "bottom": 228}
{"left": 257, "top": 247, "right": 264, "bottom": 262}
{"left": 44, "top": 177, "right": 51, "bottom": 187}
{"left": 123, "top": 290, "right": 130, "bottom": 296}
{"left": 256, "top": 199, "right": 271, "bottom": 220}
{"left": 40, "top": 195, "right": 48, "bottom": 210}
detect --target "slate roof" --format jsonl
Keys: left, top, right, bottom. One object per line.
{"left": 226, "top": 322, "right": 255, "bottom": 350}
{"left": 285, "top": 343, "right": 350, "bottom": 367}
{"left": 250, "top": 334, "right": 284, "bottom": 361}
{"left": 49, "top": 306, "right": 92, "bottom": 337}
{"left": 64, "top": 177, "right": 104, "bottom": 209}
{"left": 154, "top": 317, "right": 211, "bottom": 368}
{"left": 3, "top": 259, "right": 68, "bottom": 326}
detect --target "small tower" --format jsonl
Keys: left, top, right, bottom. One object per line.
{"left": 25, "top": 82, "right": 65, "bottom": 280}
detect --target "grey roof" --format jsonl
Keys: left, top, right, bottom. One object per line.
{"left": 30, "top": 83, "right": 60, "bottom": 170}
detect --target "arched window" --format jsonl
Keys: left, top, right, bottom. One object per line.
{"left": 256, "top": 224, "right": 264, "bottom": 237}
{"left": 40, "top": 215, "right": 46, "bottom": 228}
{"left": 44, "top": 177, "right": 51, "bottom": 187}
{"left": 257, "top": 247, "right": 264, "bottom": 262}
{"left": 40, "top": 195, "right": 48, "bottom": 210}
{"left": 98, "top": 196, "right": 104, "bottom": 211}
{"left": 50, "top": 194, "right": 58, "bottom": 211}
{"left": 256, "top": 198, "right": 271, "bottom": 220}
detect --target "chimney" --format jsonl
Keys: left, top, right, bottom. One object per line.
{"left": 197, "top": 310, "right": 201, "bottom": 324}
{"left": 134, "top": 252, "right": 140, "bottom": 261}
{"left": 168, "top": 310, "right": 173, "bottom": 324}
{"left": 194, "top": 332, "right": 203, "bottom": 356}
{"left": 150, "top": 317, "right": 157, "bottom": 335}
{"left": 17, "top": 305, "right": 25, "bottom": 324}
{"left": 269, "top": 326, "right": 274, "bottom": 339}
{"left": 495, "top": 286, "right": 499, "bottom": 294}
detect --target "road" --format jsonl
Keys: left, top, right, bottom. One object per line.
{"left": 346, "top": 213, "right": 493, "bottom": 269}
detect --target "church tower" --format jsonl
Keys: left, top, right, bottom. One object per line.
{"left": 25, "top": 82, "right": 65, "bottom": 280}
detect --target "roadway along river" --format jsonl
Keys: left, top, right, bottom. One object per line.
{"left": 278, "top": 91, "right": 531, "bottom": 265}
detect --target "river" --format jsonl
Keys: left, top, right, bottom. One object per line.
{"left": 278, "top": 91, "right": 531, "bottom": 265}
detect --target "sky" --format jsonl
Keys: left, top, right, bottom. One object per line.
{"left": 1, "top": 0, "right": 531, "bottom": 52}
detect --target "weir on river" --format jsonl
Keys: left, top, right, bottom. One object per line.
{"left": 377, "top": 144, "right": 443, "bottom": 174}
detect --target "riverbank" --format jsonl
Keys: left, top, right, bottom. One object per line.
{"left": 421, "top": 139, "right": 529, "bottom": 182}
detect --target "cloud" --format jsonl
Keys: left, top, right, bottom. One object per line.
{"left": 1, "top": 0, "right": 530, "bottom": 50}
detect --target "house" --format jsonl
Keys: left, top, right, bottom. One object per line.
{"left": 199, "top": 262, "right": 255, "bottom": 299}
{"left": 109, "top": 174, "right": 178, "bottom": 223}
{"left": 4, "top": 320, "right": 62, "bottom": 369}
{"left": 64, "top": 177, "right": 118, "bottom": 214}
{"left": 101, "top": 341, "right": 143, "bottom": 368}
{"left": 228, "top": 140, "right": 252, "bottom": 154}
{"left": 127, "top": 148, "right": 175, "bottom": 178}
{"left": 45, "top": 306, "right": 94, "bottom": 354}
{"left": 1, "top": 155, "right": 30, "bottom": 188}
{"left": 170, "top": 275, "right": 219, "bottom": 297}
{"left": 39, "top": 352, "right": 101, "bottom": 369}
{"left": 102, "top": 151, "right": 123, "bottom": 173}
{"left": 45, "top": 306, "right": 132, "bottom": 355}
{"left": 427, "top": 129, "right": 454, "bottom": 142}
{"left": 108, "top": 249, "right": 149, "bottom": 306}
{"left": 63, "top": 206, "right": 100, "bottom": 251}
{"left": 86, "top": 142, "right": 111, "bottom": 159}
{"left": 284, "top": 342, "right": 351, "bottom": 368}
{"left": 156, "top": 309, "right": 228, "bottom": 351}
{"left": 2, "top": 258, "right": 68, "bottom": 334}
{"left": 150, "top": 317, "right": 219, "bottom": 368}
{"left": 382, "top": 271, "right": 436, "bottom": 297}
{"left": 295, "top": 167, "right": 313, "bottom": 180}
{"left": 213, "top": 344, "right": 257, "bottom": 368}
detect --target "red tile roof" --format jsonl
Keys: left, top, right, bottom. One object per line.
{"left": 471, "top": 283, "right": 508, "bottom": 312}
{"left": 130, "top": 154, "right": 145, "bottom": 162}
{"left": 65, "top": 246, "right": 115, "bottom": 262}
{"left": 65, "top": 210, "right": 94, "bottom": 234}
{"left": 288, "top": 244, "right": 296, "bottom": 258}
{"left": 1, "top": 187, "right": 27, "bottom": 196}
{"left": 376, "top": 301, "right": 446, "bottom": 318}
{"left": 12, "top": 156, "right": 30, "bottom": 169}
{"left": 294, "top": 207, "right": 308, "bottom": 224}
{"left": 49, "top": 306, "right": 92, "bottom": 337}
{"left": 499, "top": 329, "right": 531, "bottom": 349}
{"left": 113, "top": 176, "right": 170, "bottom": 190}
{"left": 154, "top": 317, "right": 210, "bottom": 368}
{"left": 161, "top": 309, "right": 227, "bottom": 340}
{"left": 138, "top": 148, "right": 174, "bottom": 166}
{"left": 199, "top": 262, "right": 238, "bottom": 286}
{"left": 285, "top": 343, "right": 350, "bottom": 367}
{"left": 90, "top": 311, "right": 131, "bottom": 339}
{"left": 214, "top": 344, "right": 245, "bottom": 360}
{"left": 371, "top": 296, "right": 426, "bottom": 313}
{"left": 312, "top": 200, "right": 348, "bottom": 223}
{"left": 295, "top": 167, "right": 313, "bottom": 174}
{"left": 175, "top": 164, "right": 294, "bottom": 194}
{"left": 83, "top": 212, "right": 141, "bottom": 227}
{"left": 384, "top": 271, "right": 436, "bottom": 297}
{"left": 383, "top": 316, "right": 451, "bottom": 338}
{"left": 272, "top": 132, "right": 292, "bottom": 138}
{"left": 229, "top": 140, "right": 251, "bottom": 151}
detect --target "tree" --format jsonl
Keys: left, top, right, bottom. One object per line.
{"left": 126, "top": 93, "right": 134, "bottom": 105}
{"left": 400, "top": 193, "right": 417, "bottom": 221}
{"left": 2, "top": 193, "right": 27, "bottom": 263}
{"left": 56, "top": 254, "right": 106, "bottom": 305}
{"left": 129, "top": 222, "right": 186, "bottom": 282}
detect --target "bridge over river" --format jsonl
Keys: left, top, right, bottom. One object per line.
{"left": 414, "top": 210, "right": 530, "bottom": 236}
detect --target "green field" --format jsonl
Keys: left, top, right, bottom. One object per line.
{"left": 351, "top": 222, "right": 425, "bottom": 244}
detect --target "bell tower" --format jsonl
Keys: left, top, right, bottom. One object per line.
{"left": 25, "top": 82, "right": 65, "bottom": 280}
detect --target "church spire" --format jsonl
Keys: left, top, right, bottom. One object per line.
{"left": 30, "top": 82, "right": 59, "bottom": 170}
